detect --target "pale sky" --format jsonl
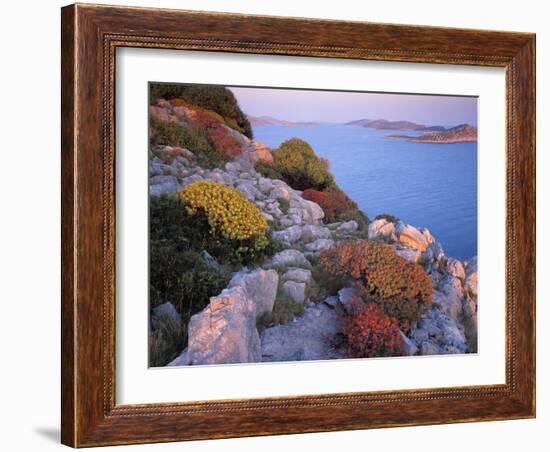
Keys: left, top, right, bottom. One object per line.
{"left": 230, "top": 86, "right": 477, "bottom": 127}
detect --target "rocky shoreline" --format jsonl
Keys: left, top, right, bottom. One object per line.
{"left": 149, "top": 140, "right": 477, "bottom": 366}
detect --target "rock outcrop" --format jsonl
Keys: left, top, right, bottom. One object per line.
{"left": 260, "top": 303, "right": 345, "bottom": 362}
{"left": 228, "top": 269, "right": 279, "bottom": 317}
{"left": 396, "top": 222, "right": 430, "bottom": 252}
{"left": 368, "top": 218, "right": 398, "bottom": 241}
{"left": 169, "top": 286, "right": 261, "bottom": 366}
{"left": 149, "top": 119, "right": 478, "bottom": 365}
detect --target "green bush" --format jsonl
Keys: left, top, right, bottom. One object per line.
{"left": 149, "top": 118, "right": 223, "bottom": 168}
{"left": 277, "top": 197, "right": 290, "bottom": 215}
{"left": 256, "top": 138, "right": 335, "bottom": 191}
{"left": 149, "top": 314, "right": 186, "bottom": 367}
{"left": 149, "top": 83, "right": 252, "bottom": 138}
{"left": 149, "top": 195, "right": 230, "bottom": 328}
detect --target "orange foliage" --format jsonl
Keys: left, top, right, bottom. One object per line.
{"left": 170, "top": 100, "right": 244, "bottom": 158}
{"left": 320, "top": 241, "right": 432, "bottom": 331}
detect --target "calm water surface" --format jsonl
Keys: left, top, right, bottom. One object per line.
{"left": 253, "top": 124, "right": 477, "bottom": 260}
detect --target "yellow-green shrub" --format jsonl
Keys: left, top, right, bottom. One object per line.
{"left": 179, "top": 181, "right": 267, "bottom": 241}
{"left": 178, "top": 181, "right": 274, "bottom": 262}
{"left": 256, "top": 138, "right": 335, "bottom": 191}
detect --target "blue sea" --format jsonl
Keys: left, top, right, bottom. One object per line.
{"left": 253, "top": 124, "right": 477, "bottom": 261}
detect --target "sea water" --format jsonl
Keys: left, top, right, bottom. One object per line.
{"left": 253, "top": 124, "right": 477, "bottom": 260}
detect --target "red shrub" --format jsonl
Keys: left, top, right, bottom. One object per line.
{"left": 302, "top": 189, "right": 338, "bottom": 220}
{"left": 302, "top": 186, "right": 365, "bottom": 224}
{"left": 340, "top": 303, "right": 402, "bottom": 358}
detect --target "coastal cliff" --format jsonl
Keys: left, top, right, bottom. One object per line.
{"left": 148, "top": 90, "right": 478, "bottom": 367}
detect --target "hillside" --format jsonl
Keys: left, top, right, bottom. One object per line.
{"left": 147, "top": 87, "right": 478, "bottom": 368}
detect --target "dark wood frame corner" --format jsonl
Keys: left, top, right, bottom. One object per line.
{"left": 61, "top": 3, "right": 536, "bottom": 447}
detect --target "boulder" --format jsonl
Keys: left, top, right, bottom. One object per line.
{"left": 260, "top": 303, "right": 345, "bottom": 362}
{"left": 228, "top": 269, "right": 279, "bottom": 317}
{"left": 273, "top": 225, "right": 303, "bottom": 244}
{"left": 283, "top": 268, "right": 313, "bottom": 284}
{"left": 149, "top": 175, "right": 180, "bottom": 196}
{"left": 248, "top": 140, "right": 273, "bottom": 163}
{"left": 414, "top": 308, "right": 467, "bottom": 355}
{"left": 437, "top": 274, "right": 465, "bottom": 318}
{"left": 270, "top": 185, "right": 292, "bottom": 201}
{"left": 269, "top": 249, "right": 311, "bottom": 269}
{"left": 337, "top": 220, "right": 359, "bottom": 234}
{"left": 400, "top": 331, "right": 419, "bottom": 356}
{"left": 225, "top": 161, "right": 243, "bottom": 173}
{"left": 258, "top": 177, "right": 274, "bottom": 194}
{"left": 433, "top": 288, "right": 463, "bottom": 321}
{"left": 236, "top": 182, "right": 261, "bottom": 201}
{"left": 464, "top": 256, "right": 478, "bottom": 296}
{"left": 300, "top": 225, "right": 331, "bottom": 242}
{"left": 171, "top": 286, "right": 261, "bottom": 365}
{"left": 368, "top": 218, "right": 397, "bottom": 241}
{"left": 282, "top": 281, "right": 306, "bottom": 303}
{"left": 465, "top": 272, "right": 478, "bottom": 297}
{"left": 203, "top": 171, "right": 226, "bottom": 184}
{"left": 428, "top": 241, "right": 445, "bottom": 261}
{"left": 305, "top": 238, "right": 334, "bottom": 252}
{"left": 291, "top": 197, "right": 324, "bottom": 224}
{"left": 397, "top": 223, "right": 429, "bottom": 252}
{"left": 338, "top": 287, "right": 364, "bottom": 314}
{"left": 180, "top": 174, "right": 203, "bottom": 187}
{"left": 420, "top": 341, "right": 442, "bottom": 355}
{"left": 150, "top": 163, "right": 179, "bottom": 177}
{"left": 446, "top": 258, "right": 466, "bottom": 280}
{"left": 421, "top": 228, "right": 435, "bottom": 244}
{"left": 395, "top": 247, "right": 421, "bottom": 263}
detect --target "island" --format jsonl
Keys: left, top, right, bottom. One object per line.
{"left": 386, "top": 124, "right": 478, "bottom": 144}
{"left": 345, "top": 118, "right": 447, "bottom": 131}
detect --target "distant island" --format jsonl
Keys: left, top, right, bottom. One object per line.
{"left": 248, "top": 115, "right": 319, "bottom": 127}
{"left": 386, "top": 124, "right": 478, "bottom": 144}
{"left": 345, "top": 118, "right": 447, "bottom": 132}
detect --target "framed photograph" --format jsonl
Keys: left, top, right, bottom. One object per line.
{"left": 61, "top": 3, "right": 536, "bottom": 447}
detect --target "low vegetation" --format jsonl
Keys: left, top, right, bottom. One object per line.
{"left": 179, "top": 181, "right": 279, "bottom": 263}
{"left": 374, "top": 213, "right": 400, "bottom": 223}
{"left": 255, "top": 138, "right": 335, "bottom": 191}
{"left": 149, "top": 118, "right": 224, "bottom": 168}
{"left": 149, "top": 314, "right": 186, "bottom": 367}
{"left": 340, "top": 302, "right": 402, "bottom": 358}
{"left": 256, "top": 290, "right": 305, "bottom": 332}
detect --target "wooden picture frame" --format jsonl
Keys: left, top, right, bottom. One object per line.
{"left": 61, "top": 3, "right": 536, "bottom": 447}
